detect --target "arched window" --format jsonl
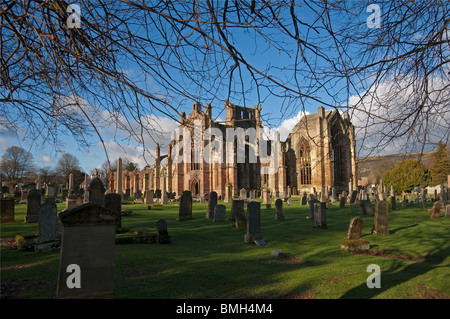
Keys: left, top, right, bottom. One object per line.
{"left": 299, "top": 140, "right": 311, "bottom": 185}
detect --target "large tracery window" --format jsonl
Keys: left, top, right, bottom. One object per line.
{"left": 299, "top": 140, "right": 311, "bottom": 185}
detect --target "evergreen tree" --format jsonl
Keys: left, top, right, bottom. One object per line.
{"left": 383, "top": 159, "right": 430, "bottom": 192}
{"left": 430, "top": 142, "right": 450, "bottom": 186}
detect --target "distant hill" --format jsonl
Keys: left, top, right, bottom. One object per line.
{"left": 356, "top": 151, "right": 436, "bottom": 186}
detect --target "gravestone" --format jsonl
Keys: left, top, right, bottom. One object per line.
{"left": 301, "top": 193, "right": 307, "bottom": 206}
{"left": 240, "top": 188, "right": 247, "bottom": 200}
{"left": 275, "top": 198, "right": 285, "bottom": 220}
{"left": 213, "top": 204, "right": 226, "bottom": 222}
{"left": 1, "top": 198, "right": 15, "bottom": 223}
{"left": 224, "top": 184, "right": 233, "bottom": 203}
{"left": 144, "top": 190, "right": 154, "bottom": 204}
{"left": 390, "top": 196, "right": 397, "bottom": 211}
{"left": 373, "top": 200, "right": 389, "bottom": 235}
{"left": 231, "top": 200, "right": 246, "bottom": 228}
{"left": 25, "top": 189, "right": 41, "bottom": 223}
{"left": 244, "top": 202, "right": 263, "bottom": 244}
{"left": 360, "top": 200, "right": 374, "bottom": 215}
{"left": 339, "top": 196, "right": 346, "bottom": 208}
{"left": 133, "top": 192, "right": 143, "bottom": 204}
{"left": 445, "top": 204, "right": 450, "bottom": 217}
{"left": 35, "top": 198, "right": 60, "bottom": 252}
{"left": 313, "top": 202, "right": 327, "bottom": 228}
{"left": 347, "top": 217, "right": 364, "bottom": 240}
{"left": 20, "top": 189, "right": 29, "bottom": 204}
{"left": 331, "top": 187, "right": 337, "bottom": 202}
{"left": 116, "top": 157, "right": 123, "bottom": 195}
{"left": 430, "top": 201, "right": 441, "bottom": 219}
{"left": 177, "top": 191, "right": 193, "bottom": 221}
{"left": 206, "top": 191, "right": 218, "bottom": 219}
{"left": 56, "top": 201, "right": 120, "bottom": 298}
{"left": 46, "top": 184, "right": 56, "bottom": 198}
{"left": 309, "top": 197, "right": 318, "bottom": 219}
{"left": 105, "top": 193, "right": 122, "bottom": 230}
{"left": 156, "top": 219, "right": 171, "bottom": 244}
{"left": 350, "top": 190, "right": 358, "bottom": 205}
{"left": 88, "top": 178, "right": 105, "bottom": 207}
{"left": 262, "top": 188, "right": 270, "bottom": 205}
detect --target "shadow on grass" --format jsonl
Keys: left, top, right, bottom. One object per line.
{"left": 389, "top": 223, "right": 419, "bottom": 235}
{"left": 338, "top": 243, "right": 450, "bottom": 299}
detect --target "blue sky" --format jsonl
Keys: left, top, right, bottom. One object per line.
{"left": 1, "top": 2, "right": 448, "bottom": 174}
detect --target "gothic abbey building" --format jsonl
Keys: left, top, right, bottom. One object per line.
{"left": 109, "top": 101, "right": 357, "bottom": 198}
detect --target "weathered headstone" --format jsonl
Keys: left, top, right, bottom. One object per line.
{"left": 156, "top": 219, "right": 171, "bottom": 244}
{"left": 231, "top": 200, "right": 246, "bottom": 228}
{"left": 373, "top": 200, "right": 389, "bottom": 235}
{"left": 308, "top": 196, "right": 318, "bottom": 219}
{"left": 262, "top": 188, "right": 270, "bottom": 205}
{"left": 244, "top": 201, "right": 262, "bottom": 244}
{"left": 350, "top": 190, "right": 358, "bottom": 204}
{"left": 177, "top": 191, "right": 193, "bottom": 221}
{"left": 239, "top": 188, "right": 247, "bottom": 200}
{"left": 206, "top": 191, "right": 218, "bottom": 219}
{"left": 430, "top": 201, "right": 441, "bottom": 219}
{"left": 87, "top": 178, "right": 105, "bottom": 207}
{"left": 390, "top": 196, "right": 397, "bottom": 211}
{"left": 213, "top": 204, "right": 226, "bottom": 222}
{"left": 313, "top": 202, "right": 327, "bottom": 228}
{"left": 275, "top": 198, "right": 285, "bottom": 220}
{"left": 331, "top": 187, "right": 337, "bottom": 202}
{"left": 144, "top": 190, "right": 154, "bottom": 204}
{"left": 339, "top": 196, "right": 346, "bottom": 208}
{"left": 347, "top": 217, "right": 364, "bottom": 240}
{"left": 35, "top": 198, "right": 60, "bottom": 252}
{"left": 445, "top": 204, "right": 450, "bottom": 217}
{"left": 20, "top": 189, "right": 29, "bottom": 204}
{"left": 25, "top": 189, "right": 41, "bottom": 223}
{"left": 56, "top": 201, "right": 120, "bottom": 298}
{"left": 105, "top": 193, "right": 122, "bottom": 230}
{"left": 224, "top": 184, "right": 233, "bottom": 203}
{"left": 0, "top": 198, "right": 15, "bottom": 223}
{"left": 301, "top": 193, "right": 307, "bottom": 206}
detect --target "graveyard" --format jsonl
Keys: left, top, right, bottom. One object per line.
{"left": 1, "top": 188, "right": 449, "bottom": 299}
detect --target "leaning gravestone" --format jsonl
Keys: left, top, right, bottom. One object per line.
{"left": 156, "top": 219, "right": 171, "bottom": 244}
{"left": 244, "top": 202, "right": 263, "bottom": 244}
{"left": 206, "top": 191, "right": 218, "bottom": 219}
{"left": 35, "top": 198, "right": 60, "bottom": 252}
{"left": 347, "top": 217, "right": 364, "bottom": 240}
{"left": 430, "top": 201, "right": 441, "bottom": 219}
{"left": 1, "top": 198, "right": 15, "bottom": 223}
{"left": 313, "top": 202, "right": 327, "bottom": 229}
{"left": 213, "top": 204, "right": 226, "bottom": 222}
{"left": 25, "top": 189, "right": 41, "bottom": 223}
{"left": 275, "top": 198, "right": 285, "bottom": 220}
{"left": 373, "top": 200, "right": 389, "bottom": 235}
{"left": 56, "top": 200, "right": 120, "bottom": 298}
{"left": 105, "top": 193, "right": 122, "bottom": 230}
{"left": 177, "top": 191, "right": 193, "bottom": 221}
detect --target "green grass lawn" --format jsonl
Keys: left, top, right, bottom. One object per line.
{"left": 1, "top": 197, "right": 449, "bottom": 299}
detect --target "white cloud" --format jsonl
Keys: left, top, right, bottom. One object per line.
{"left": 42, "top": 155, "right": 53, "bottom": 163}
